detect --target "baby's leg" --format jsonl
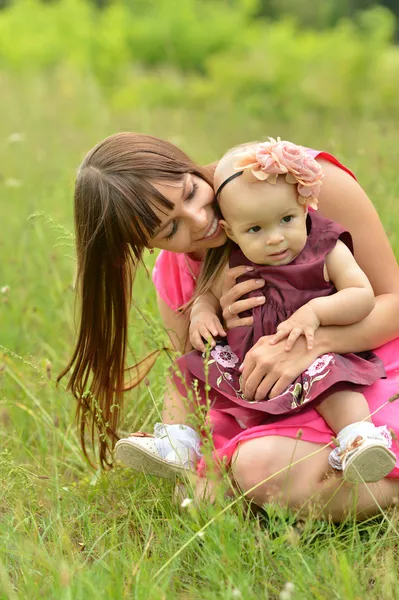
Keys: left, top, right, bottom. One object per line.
{"left": 316, "top": 390, "right": 370, "bottom": 433}
{"left": 316, "top": 390, "right": 395, "bottom": 483}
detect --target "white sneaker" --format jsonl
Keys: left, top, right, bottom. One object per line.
{"left": 329, "top": 423, "right": 396, "bottom": 484}
{"left": 115, "top": 424, "right": 201, "bottom": 480}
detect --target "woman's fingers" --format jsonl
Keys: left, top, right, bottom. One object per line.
{"left": 240, "top": 349, "right": 264, "bottom": 398}
{"left": 221, "top": 265, "right": 255, "bottom": 296}
{"left": 222, "top": 295, "right": 265, "bottom": 326}
{"left": 221, "top": 279, "right": 265, "bottom": 308}
{"left": 269, "top": 371, "right": 297, "bottom": 399}
{"left": 243, "top": 366, "right": 275, "bottom": 401}
{"left": 226, "top": 316, "right": 254, "bottom": 330}
{"left": 247, "top": 364, "right": 299, "bottom": 400}
{"left": 220, "top": 266, "right": 265, "bottom": 331}
{"left": 253, "top": 371, "right": 280, "bottom": 401}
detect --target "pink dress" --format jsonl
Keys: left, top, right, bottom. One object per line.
{"left": 152, "top": 151, "right": 399, "bottom": 478}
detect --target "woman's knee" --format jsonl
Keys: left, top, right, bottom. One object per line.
{"left": 231, "top": 437, "right": 286, "bottom": 502}
{"left": 230, "top": 436, "right": 332, "bottom": 507}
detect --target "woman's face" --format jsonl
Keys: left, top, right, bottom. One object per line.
{"left": 149, "top": 173, "right": 227, "bottom": 254}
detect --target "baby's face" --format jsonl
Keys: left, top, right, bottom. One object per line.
{"left": 219, "top": 177, "right": 308, "bottom": 265}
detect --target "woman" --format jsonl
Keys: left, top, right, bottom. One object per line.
{"left": 59, "top": 132, "right": 399, "bottom": 520}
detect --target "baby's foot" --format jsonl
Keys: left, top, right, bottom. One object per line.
{"left": 115, "top": 424, "right": 201, "bottom": 480}
{"left": 329, "top": 422, "right": 396, "bottom": 484}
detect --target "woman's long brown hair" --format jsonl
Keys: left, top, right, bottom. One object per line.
{"left": 58, "top": 132, "right": 214, "bottom": 468}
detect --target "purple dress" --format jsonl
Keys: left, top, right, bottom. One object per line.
{"left": 174, "top": 212, "right": 386, "bottom": 429}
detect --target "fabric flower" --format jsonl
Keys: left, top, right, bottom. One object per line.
{"left": 290, "top": 154, "right": 323, "bottom": 209}
{"left": 210, "top": 345, "right": 239, "bottom": 369}
{"left": 235, "top": 137, "right": 323, "bottom": 209}
{"left": 305, "top": 354, "right": 334, "bottom": 377}
{"left": 259, "top": 140, "right": 304, "bottom": 175}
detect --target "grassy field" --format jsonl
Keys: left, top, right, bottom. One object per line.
{"left": 2, "top": 70, "right": 399, "bottom": 599}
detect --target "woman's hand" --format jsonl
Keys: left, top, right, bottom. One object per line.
{"left": 240, "top": 334, "right": 322, "bottom": 401}
{"left": 220, "top": 266, "right": 266, "bottom": 330}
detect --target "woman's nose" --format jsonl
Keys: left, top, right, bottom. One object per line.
{"left": 187, "top": 206, "right": 208, "bottom": 231}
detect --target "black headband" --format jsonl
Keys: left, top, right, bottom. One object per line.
{"left": 215, "top": 170, "right": 244, "bottom": 200}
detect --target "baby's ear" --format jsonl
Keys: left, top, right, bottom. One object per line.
{"left": 219, "top": 220, "right": 236, "bottom": 242}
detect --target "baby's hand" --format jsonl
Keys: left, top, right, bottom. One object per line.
{"left": 189, "top": 312, "right": 227, "bottom": 352}
{"left": 269, "top": 304, "right": 320, "bottom": 351}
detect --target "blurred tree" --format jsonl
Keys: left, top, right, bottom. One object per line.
{"left": 256, "top": 0, "right": 398, "bottom": 36}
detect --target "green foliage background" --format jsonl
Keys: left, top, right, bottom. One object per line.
{"left": 2, "top": 1, "right": 399, "bottom": 598}
{"left": 1, "top": 0, "right": 399, "bottom": 118}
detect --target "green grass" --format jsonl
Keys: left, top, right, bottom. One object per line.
{"left": 2, "top": 70, "right": 399, "bottom": 599}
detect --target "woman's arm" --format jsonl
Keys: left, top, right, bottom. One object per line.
{"left": 313, "top": 158, "right": 399, "bottom": 348}
{"left": 157, "top": 294, "right": 191, "bottom": 354}
{"left": 240, "top": 160, "right": 399, "bottom": 400}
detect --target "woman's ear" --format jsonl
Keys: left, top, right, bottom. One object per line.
{"left": 219, "top": 220, "right": 236, "bottom": 242}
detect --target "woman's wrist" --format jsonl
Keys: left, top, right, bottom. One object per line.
{"left": 313, "top": 325, "right": 332, "bottom": 356}
{"left": 312, "top": 294, "right": 399, "bottom": 356}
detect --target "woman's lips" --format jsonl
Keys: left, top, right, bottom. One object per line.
{"left": 199, "top": 217, "right": 220, "bottom": 240}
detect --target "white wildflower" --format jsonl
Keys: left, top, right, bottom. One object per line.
{"left": 1, "top": 286, "right": 10, "bottom": 294}
{"left": 180, "top": 497, "right": 193, "bottom": 508}
{"left": 280, "top": 582, "right": 295, "bottom": 600}
{"left": 285, "top": 583, "right": 295, "bottom": 593}
{"left": 7, "top": 132, "right": 25, "bottom": 143}
{"left": 5, "top": 178, "right": 22, "bottom": 188}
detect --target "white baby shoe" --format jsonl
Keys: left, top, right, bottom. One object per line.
{"left": 329, "top": 422, "right": 396, "bottom": 484}
{"left": 115, "top": 423, "right": 201, "bottom": 480}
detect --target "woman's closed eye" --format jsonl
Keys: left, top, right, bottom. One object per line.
{"left": 165, "top": 220, "right": 178, "bottom": 240}
{"left": 164, "top": 183, "right": 199, "bottom": 240}
{"left": 186, "top": 182, "right": 198, "bottom": 201}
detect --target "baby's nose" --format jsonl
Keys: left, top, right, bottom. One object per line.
{"left": 266, "top": 232, "right": 284, "bottom": 245}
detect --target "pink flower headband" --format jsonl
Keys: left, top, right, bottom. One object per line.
{"left": 215, "top": 138, "right": 324, "bottom": 210}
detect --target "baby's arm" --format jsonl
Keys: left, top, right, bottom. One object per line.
{"left": 271, "top": 240, "right": 375, "bottom": 351}
{"left": 189, "top": 266, "right": 228, "bottom": 352}
{"left": 310, "top": 239, "right": 375, "bottom": 325}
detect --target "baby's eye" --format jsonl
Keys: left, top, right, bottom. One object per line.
{"left": 281, "top": 215, "right": 294, "bottom": 224}
{"left": 248, "top": 226, "right": 261, "bottom": 233}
